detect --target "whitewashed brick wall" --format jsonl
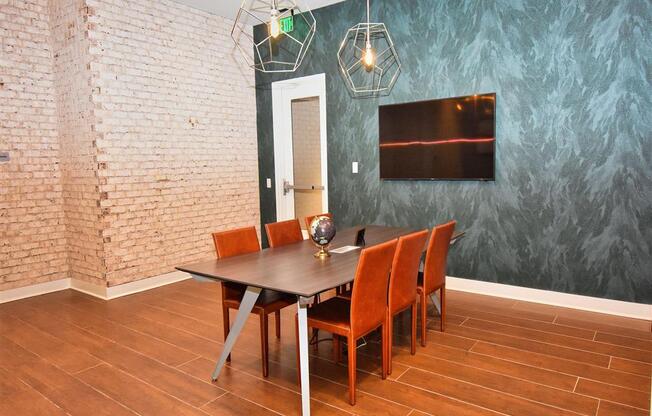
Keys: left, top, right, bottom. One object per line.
{"left": 88, "top": 0, "right": 259, "bottom": 286}
{"left": 0, "top": 0, "right": 259, "bottom": 291}
{"left": 0, "top": 0, "right": 69, "bottom": 291}
{"left": 49, "top": 0, "right": 106, "bottom": 286}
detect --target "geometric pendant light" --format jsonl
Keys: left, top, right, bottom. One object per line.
{"left": 231, "top": 0, "right": 316, "bottom": 73}
{"left": 337, "top": 0, "right": 401, "bottom": 97}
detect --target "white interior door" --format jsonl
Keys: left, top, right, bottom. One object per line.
{"left": 272, "top": 73, "right": 328, "bottom": 230}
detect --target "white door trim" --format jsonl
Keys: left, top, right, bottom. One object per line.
{"left": 272, "top": 73, "right": 328, "bottom": 221}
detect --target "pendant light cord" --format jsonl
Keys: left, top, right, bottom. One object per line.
{"left": 366, "top": 0, "right": 370, "bottom": 44}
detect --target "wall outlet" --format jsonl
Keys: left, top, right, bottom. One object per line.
{"left": 266, "top": 178, "right": 272, "bottom": 188}
{"left": 352, "top": 161, "right": 359, "bottom": 174}
{"left": 0, "top": 152, "right": 9, "bottom": 162}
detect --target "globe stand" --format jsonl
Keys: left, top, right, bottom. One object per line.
{"left": 314, "top": 244, "right": 331, "bottom": 259}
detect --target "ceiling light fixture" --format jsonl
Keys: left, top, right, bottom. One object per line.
{"left": 337, "top": 0, "right": 401, "bottom": 98}
{"left": 232, "top": 0, "right": 316, "bottom": 73}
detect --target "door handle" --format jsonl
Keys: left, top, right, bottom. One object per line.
{"left": 283, "top": 179, "right": 324, "bottom": 195}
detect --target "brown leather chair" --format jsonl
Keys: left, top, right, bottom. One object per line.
{"left": 418, "top": 220, "right": 456, "bottom": 346}
{"left": 265, "top": 219, "right": 304, "bottom": 247}
{"left": 304, "top": 212, "right": 332, "bottom": 230}
{"left": 386, "top": 229, "right": 429, "bottom": 374}
{"left": 296, "top": 238, "right": 398, "bottom": 405}
{"left": 212, "top": 226, "right": 294, "bottom": 377}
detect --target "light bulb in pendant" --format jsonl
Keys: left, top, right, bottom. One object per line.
{"left": 270, "top": 9, "right": 280, "bottom": 38}
{"left": 362, "top": 42, "right": 375, "bottom": 69}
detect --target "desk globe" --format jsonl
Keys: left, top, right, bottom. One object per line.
{"left": 309, "top": 216, "right": 336, "bottom": 258}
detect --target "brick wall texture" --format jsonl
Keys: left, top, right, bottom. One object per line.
{"left": 1, "top": 0, "right": 68, "bottom": 289}
{"left": 49, "top": 0, "right": 106, "bottom": 286}
{"left": 0, "top": 0, "right": 259, "bottom": 291}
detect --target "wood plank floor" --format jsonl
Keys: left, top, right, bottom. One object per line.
{"left": 0, "top": 280, "right": 650, "bottom": 416}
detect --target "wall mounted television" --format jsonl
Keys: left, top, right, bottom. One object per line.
{"left": 379, "top": 93, "right": 496, "bottom": 181}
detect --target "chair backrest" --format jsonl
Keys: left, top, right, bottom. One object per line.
{"left": 212, "top": 226, "right": 260, "bottom": 259}
{"left": 349, "top": 238, "right": 398, "bottom": 337}
{"left": 212, "top": 226, "right": 260, "bottom": 300}
{"left": 423, "top": 220, "right": 456, "bottom": 293}
{"left": 388, "top": 230, "right": 429, "bottom": 314}
{"left": 265, "top": 219, "right": 304, "bottom": 248}
{"left": 304, "top": 213, "right": 333, "bottom": 230}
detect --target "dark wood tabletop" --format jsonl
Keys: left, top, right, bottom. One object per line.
{"left": 176, "top": 225, "right": 464, "bottom": 298}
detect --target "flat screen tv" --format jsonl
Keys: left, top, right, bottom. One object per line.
{"left": 379, "top": 93, "right": 495, "bottom": 180}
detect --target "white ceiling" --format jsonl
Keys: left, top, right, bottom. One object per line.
{"left": 172, "top": 0, "right": 346, "bottom": 20}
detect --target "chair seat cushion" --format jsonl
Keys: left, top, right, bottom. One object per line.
{"left": 307, "top": 296, "right": 351, "bottom": 334}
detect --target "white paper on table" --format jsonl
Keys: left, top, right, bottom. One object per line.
{"left": 330, "top": 245, "right": 361, "bottom": 254}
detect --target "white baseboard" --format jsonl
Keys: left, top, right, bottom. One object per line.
{"left": 105, "top": 271, "right": 191, "bottom": 300}
{"left": 0, "top": 271, "right": 192, "bottom": 303}
{"left": 70, "top": 278, "right": 107, "bottom": 299}
{"left": 71, "top": 270, "right": 191, "bottom": 300}
{"left": 447, "top": 276, "right": 652, "bottom": 321}
{"left": 0, "top": 278, "right": 71, "bottom": 304}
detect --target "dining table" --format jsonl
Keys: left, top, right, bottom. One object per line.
{"left": 176, "top": 225, "right": 464, "bottom": 415}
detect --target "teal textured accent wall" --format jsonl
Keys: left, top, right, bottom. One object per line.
{"left": 255, "top": 0, "right": 652, "bottom": 303}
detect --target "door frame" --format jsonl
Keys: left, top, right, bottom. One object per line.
{"left": 272, "top": 73, "right": 328, "bottom": 222}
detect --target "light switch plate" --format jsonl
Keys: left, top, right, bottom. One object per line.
{"left": 352, "top": 162, "right": 359, "bottom": 174}
{"left": 266, "top": 178, "right": 272, "bottom": 188}
{"left": 0, "top": 152, "right": 9, "bottom": 162}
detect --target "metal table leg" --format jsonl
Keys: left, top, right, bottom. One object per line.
{"left": 297, "top": 296, "right": 312, "bottom": 415}
{"left": 210, "top": 285, "right": 261, "bottom": 381}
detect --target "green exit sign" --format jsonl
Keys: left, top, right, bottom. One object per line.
{"left": 280, "top": 15, "right": 294, "bottom": 33}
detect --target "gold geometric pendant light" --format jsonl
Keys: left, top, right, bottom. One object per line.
{"left": 337, "top": 0, "right": 401, "bottom": 97}
{"left": 232, "top": 0, "right": 316, "bottom": 73}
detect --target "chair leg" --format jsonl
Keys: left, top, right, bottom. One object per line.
{"left": 381, "top": 321, "right": 388, "bottom": 380}
{"left": 412, "top": 300, "right": 417, "bottom": 356}
{"left": 311, "top": 328, "right": 319, "bottom": 352}
{"left": 347, "top": 334, "right": 357, "bottom": 405}
{"left": 222, "top": 305, "right": 231, "bottom": 362}
{"left": 440, "top": 285, "right": 446, "bottom": 332}
{"left": 420, "top": 291, "right": 427, "bottom": 347}
{"left": 260, "top": 312, "right": 269, "bottom": 377}
{"left": 337, "top": 335, "right": 343, "bottom": 363}
{"left": 312, "top": 294, "right": 320, "bottom": 352}
{"left": 294, "top": 314, "right": 301, "bottom": 387}
{"left": 275, "top": 310, "right": 281, "bottom": 339}
{"left": 386, "top": 311, "right": 393, "bottom": 376}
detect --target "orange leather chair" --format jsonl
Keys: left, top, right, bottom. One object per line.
{"left": 296, "top": 238, "right": 398, "bottom": 405}
{"left": 304, "top": 212, "right": 333, "bottom": 230}
{"left": 266, "top": 218, "right": 323, "bottom": 344}
{"left": 212, "top": 226, "right": 294, "bottom": 377}
{"left": 386, "top": 229, "right": 429, "bottom": 374}
{"left": 265, "top": 219, "right": 304, "bottom": 247}
{"left": 418, "top": 220, "right": 456, "bottom": 346}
